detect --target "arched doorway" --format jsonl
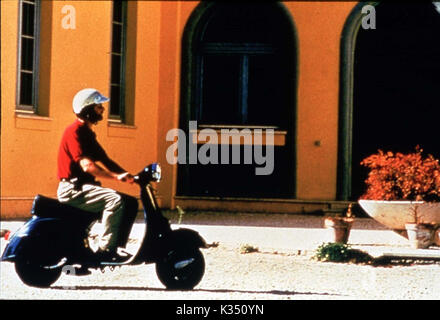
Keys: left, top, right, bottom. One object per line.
{"left": 339, "top": 2, "right": 440, "bottom": 200}
{"left": 178, "top": 2, "right": 298, "bottom": 198}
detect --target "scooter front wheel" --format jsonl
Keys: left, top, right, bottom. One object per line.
{"left": 156, "top": 249, "right": 205, "bottom": 290}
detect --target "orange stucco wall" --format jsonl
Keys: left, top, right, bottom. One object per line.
{"left": 286, "top": 1, "right": 355, "bottom": 199}
{"left": 1, "top": 1, "right": 357, "bottom": 219}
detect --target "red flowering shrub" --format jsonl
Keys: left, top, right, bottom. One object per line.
{"left": 360, "top": 147, "right": 440, "bottom": 201}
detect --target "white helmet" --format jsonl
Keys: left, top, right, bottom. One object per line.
{"left": 72, "top": 88, "right": 109, "bottom": 114}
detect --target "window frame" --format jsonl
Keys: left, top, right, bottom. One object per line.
{"left": 109, "top": 0, "right": 128, "bottom": 122}
{"left": 16, "top": 0, "right": 41, "bottom": 113}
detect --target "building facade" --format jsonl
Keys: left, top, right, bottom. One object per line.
{"left": 3, "top": 1, "right": 440, "bottom": 218}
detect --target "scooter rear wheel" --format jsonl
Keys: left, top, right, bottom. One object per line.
{"left": 156, "top": 249, "right": 205, "bottom": 290}
{"left": 15, "top": 258, "right": 62, "bottom": 288}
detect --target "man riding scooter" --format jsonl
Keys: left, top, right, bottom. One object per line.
{"left": 57, "top": 88, "right": 138, "bottom": 263}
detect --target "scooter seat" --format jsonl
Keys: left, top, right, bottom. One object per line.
{"left": 31, "top": 194, "right": 102, "bottom": 221}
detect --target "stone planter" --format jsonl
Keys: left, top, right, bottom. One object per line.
{"left": 358, "top": 200, "right": 440, "bottom": 234}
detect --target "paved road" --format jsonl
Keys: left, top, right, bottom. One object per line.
{"left": 1, "top": 215, "right": 440, "bottom": 301}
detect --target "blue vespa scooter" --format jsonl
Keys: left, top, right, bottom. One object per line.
{"left": 1, "top": 163, "right": 207, "bottom": 289}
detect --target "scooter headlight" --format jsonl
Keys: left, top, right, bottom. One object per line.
{"left": 151, "top": 163, "right": 161, "bottom": 182}
{"left": 135, "top": 162, "right": 162, "bottom": 185}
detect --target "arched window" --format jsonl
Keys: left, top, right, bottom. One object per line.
{"left": 193, "top": 3, "right": 294, "bottom": 128}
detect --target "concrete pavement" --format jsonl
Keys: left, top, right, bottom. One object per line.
{"left": 1, "top": 212, "right": 439, "bottom": 261}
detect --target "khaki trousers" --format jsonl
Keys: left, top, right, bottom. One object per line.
{"left": 57, "top": 181, "right": 138, "bottom": 252}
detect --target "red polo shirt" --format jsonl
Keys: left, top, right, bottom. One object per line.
{"left": 57, "top": 119, "right": 107, "bottom": 182}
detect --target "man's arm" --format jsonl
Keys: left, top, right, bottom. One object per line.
{"left": 79, "top": 157, "right": 134, "bottom": 183}
{"left": 99, "top": 157, "right": 126, "bottom": 174}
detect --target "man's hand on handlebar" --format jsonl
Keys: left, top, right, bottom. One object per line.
{"left": 117, "top": 172, "right": 135, "bottom": 184}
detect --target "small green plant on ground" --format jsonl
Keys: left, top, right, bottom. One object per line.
{"left": 313, "top": 242, "right": 373, "bottom": 264}
{"left": 240, "top": 244, "right": 259, "bottom": 254}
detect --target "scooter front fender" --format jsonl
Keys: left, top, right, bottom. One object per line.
{"left": 170, "top": 228, "right": 207, "bottom": 249}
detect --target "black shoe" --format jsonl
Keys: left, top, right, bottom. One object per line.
{"left": 75, "top": 266, "right": 92, "bottom": 276}
{"left": 96, "top": 249, "right": 130, "bottom": 263}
